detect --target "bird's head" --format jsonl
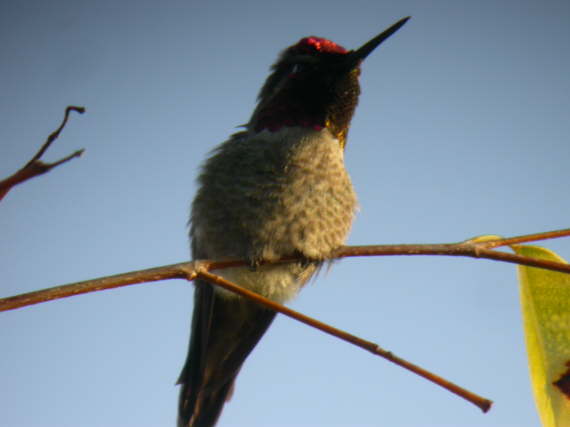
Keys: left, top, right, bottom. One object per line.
{"left": 249, "top": 17, "right": 410, "bottom": 148}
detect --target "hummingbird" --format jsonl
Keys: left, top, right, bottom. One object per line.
{"left": 177, "top": 17, "right": 410, "bottom": 427}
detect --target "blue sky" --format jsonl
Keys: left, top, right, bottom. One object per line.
{"left": 1, "top": 1, "right": 569, "bottom": 426}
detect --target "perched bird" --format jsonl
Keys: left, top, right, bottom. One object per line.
{"left": 178, "top": 17, "right": 410, "bottom": 426}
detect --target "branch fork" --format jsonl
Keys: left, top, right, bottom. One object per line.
{"left": 3, "top": 228, "right": 569, "bottom": 413}
{"left": 0, "top": 106, "right": 85, "bottom": 201}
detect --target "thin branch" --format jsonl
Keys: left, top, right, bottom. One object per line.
{"left": 29, "top": 106, "right": 85, "bottom": 162}
{"left": 2, "top": 229, "right": 567, "bottom": 413}
{"left": 195, "top": 268, "right": 492, "bottom": 413}
{"left": 333, "top": 243, "right": 570, "bottom": 274}
{"left": 0, "top": 262, "right": 190, "bottom": 312}
{"left": 467, "top": 228, "right": 570, "bottom": 249}
{"left": 0, "top": 106, "right": 85, "bottom": 201}
{"left": 2, "top": 228, "right": 569, "bottom": 313}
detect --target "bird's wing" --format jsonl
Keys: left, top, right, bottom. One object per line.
{"left": 177, "top": 277, "right": 276, "bottom": 427}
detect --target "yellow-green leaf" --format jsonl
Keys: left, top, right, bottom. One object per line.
{"left": 464, "top": 234, "right": 503, "bottom": 244}
{"left": 514, "top": 245, "right": 570, "bottom": 427}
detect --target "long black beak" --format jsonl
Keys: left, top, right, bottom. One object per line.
{"left": 347, "top": 16, "right": 410, "bottom": 66}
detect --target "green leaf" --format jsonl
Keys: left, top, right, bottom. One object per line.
{"left": 514, "top": 245, "right": 570, "bottom": 426}
{"left": 464, "top": 234, "right": 503, "bottom": 244}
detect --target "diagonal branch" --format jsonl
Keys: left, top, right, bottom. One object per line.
{"left": 2, "top": 228, "right": 568, "bottom": 413}
{"left": 195, "top": 267, "right": 492, "bottom": 413}
{"left": 0, "top": 106, "right": 85, "bottom": 201}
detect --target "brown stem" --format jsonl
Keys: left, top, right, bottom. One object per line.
{"left": 2, "top": 228, "right": 567, "bottom": 413}
{"left": 195, "top": 268, "right": 492, "bottom": 413}
{"left": 331, "top": 244, "right": 570, "bottom": 273}
{"left": 471, "top": 228, "right": 570, "bottom": 249}
{"left": 0, "top": 262, "right": 189, "bottom": 312}
{"left": 2, "top": 228, "right": 569, "bottom": 313}
{"left": 0, "top": 106, "right": 85, "bottom": 201}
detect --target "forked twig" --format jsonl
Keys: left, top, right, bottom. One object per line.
{"left": 2, "top": 229, "right": 569, "bottom": 313}
{"left": 0, "top": 106, "right": 85, "bottom": 201}
{"left": 1, "top": 228, "right": 569, "bottom": 412}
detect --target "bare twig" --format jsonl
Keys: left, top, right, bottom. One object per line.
{"left": 195, "top": 268, "right": 492, "bottom": 413}
{"left": 330, "top": 229, "right": 570, "bottom": 273}
{"left": 473, "top": 228, "right": 570, "bottom": 249}
{"left": 333, "top": 244, "right": 570, "bottom": 273}
{"left": 2, "top": 228, "right": 568, "bottom": 413}
{"left": 2, "top": 228, "right": 569, "bottom": 313}
{"left": 0, "top": 106, "right": 85, "bottom": 201}
{"left": 0, "top": 262, "right": 190, "bottom": 312}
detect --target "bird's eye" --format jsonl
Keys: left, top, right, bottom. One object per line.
{"left": 290, "top": 64, "right": 303, "bottom": 74}
{"left": 287, "top": 62, "right": 315, "bottom": 79}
